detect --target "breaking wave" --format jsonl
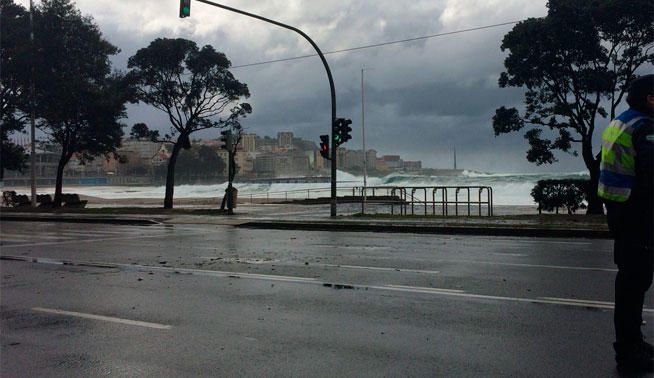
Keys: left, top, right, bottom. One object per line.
{"left": 35, "top": 170, "right": 590, "bottom": 206}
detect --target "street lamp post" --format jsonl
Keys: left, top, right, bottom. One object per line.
{"left": 29, "top": 0, "right": 37, "bottom": 207}
{"left": 194, "top": 0, "right": 339, "bottom": 216}
{"left": 361, "top": 68, "right": 367, "bottom": 214}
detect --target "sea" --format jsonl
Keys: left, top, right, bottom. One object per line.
{"left": 20, "top": 170, "right": 590, "bottom": 206}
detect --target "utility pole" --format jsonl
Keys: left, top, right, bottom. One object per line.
{"left": 29, "top": 0, "right": 37, "bottom": 207}
{"left": 361, "top": 68, "right": 367, "bottom": 214}
{"left": 192, "top": 0, "right": 338, "bottom": 216}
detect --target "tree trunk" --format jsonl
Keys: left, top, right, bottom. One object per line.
{"left": 586, "top": 159, "right": 604, "bottom": 214}
{"left": 163, "top": 139, "right": 184, "bottom": 209}
{"left": 582, "top": 138, "right": 604, "bottom": 215}
{"left": 53, "top": 151, "right": 72, "bottom": 208}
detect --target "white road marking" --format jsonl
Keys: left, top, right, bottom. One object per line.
{"left": 445, "top": 259, "right": 617, "bottom": 272}
{"left": 191, "top": 257, "right": 439, "bottom": 275}
{"left": 2, "top": 234, "right": 74, "bottom": 241}
{"left": 319, "top": 263, "right": 440, "bottom": 275}
{"left": 119, "top": 263, "right": 319, "bottom": 284}
{"left": 540, "top": 297, "right": 615, "bottom": 306}
{"left": 0, "top": 231, "right": 207, "bottom": 249}
{"left": 376, "top": 285, "right": 653, "bottom": 313}
{"left": 310, "top": 244, "right": 393, "bottom": 251}
{"left": 482, "top": 238, "right": 595, "bottom": 246}
{"left": 2, "top": 228, "right": 172, "bottom": 240}
{"left": 383, "top": 285, "right": 465, "bottom": 294}
{"left": 491, "top": 253, "right": 527, "bottom": 257}
{"left": 39, "top": 230, "right": 151, "bottom": 236}
{"left": 6, "top": 255, "right": 644, "bottom": 313}
{"left": 31, "top": 307, "right": 172, "bottom": 329}
{"left": 1, "top": 234, "right": 43, "bottom": 241}
{"left": 31, "top": 257, "right": 65, "bottom": 265}
{"left": 1, "top": 238, "right": 41, "bottom": 243}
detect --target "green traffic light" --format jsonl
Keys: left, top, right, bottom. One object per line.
{"left": 179, "top": 0, "right": 191, "bottom": 18}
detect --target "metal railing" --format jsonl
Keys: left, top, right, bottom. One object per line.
{"left": 352, "top": 186, "right": 493, "bottom": 216}
{"left": 242, "top": 187, "right": 339, "bottom": 203}
{"left": 239, "top": 185, "right": 493, "bottom": 216}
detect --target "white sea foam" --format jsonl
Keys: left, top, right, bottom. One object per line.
{"left": 15, "top": 170, "right": 590, "bottom": 206}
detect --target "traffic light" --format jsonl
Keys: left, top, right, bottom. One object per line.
{"left": 179, "top": 0, "right": 191, "bottom": 18}
{"left": 334, "top": 118, "right": 353, "bottom": 147}
{"left": 334, "top": 119, "right": 343, "bottom": 146}
{"left": 220, "top": 130, "right": 233, "bottom": 151}
{"left": 319, "top": 134, "right": 330, "bottom": 160}
{"left": 340, "top": 118, "right": 352, "bottom": 144}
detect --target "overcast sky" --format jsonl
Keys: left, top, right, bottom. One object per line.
{"left": 17, "top": 0, "right": 610, "bottom": 173}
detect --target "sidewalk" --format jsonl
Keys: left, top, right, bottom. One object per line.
{"left": 0, "top": 203, "right": 610, "bottom": 239}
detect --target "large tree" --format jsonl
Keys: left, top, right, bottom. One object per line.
{"left": 0, "top": 0, "right": 30, "bottom": 178}
{"left": 493, "top": 0, "right": 654, "bottom": 214}
{"left": 127, "top": 38, "right": 251, "bottom": 209}
{"left": 31, "top": 0, "right": 129, "bottom": 206}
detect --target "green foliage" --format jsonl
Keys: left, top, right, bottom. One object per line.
{"left": 1, "top": 0, "right": 30, "bottom": 120}
{"left": 531, "top": 179, "right": 589, "bottom": 214}
{"left": 492, "top": 106, "right": 524, "bottom": 136}
{"left": 127, "top": 37, "right": 251, "bottom": 208}
{"left": 0, "top": 139, "right": 28, "bottom": 178}
{"left": 0, "top": 0, "right": 31, "bottom": 177}
{"left": 131, "top": 122, "right": 160, "bottom": 142}
{"left": 127, "top": 38, "right": 252, "bottom": 140}
{"left": 496, "top": 0, "right": 653, "bottom": 163}
{"left": 24, "top": 0, "right": 129, "bottom": 206}
{"left": 494, "top": 0, "right": 653, "bottom": 214}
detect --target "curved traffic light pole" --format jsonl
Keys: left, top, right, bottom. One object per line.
{"left": 195, "top": 0, "right": 338, "bottom": 216}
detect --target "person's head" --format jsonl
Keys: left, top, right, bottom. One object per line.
{"left": 626, "top": 74, "right": 654, "bottom": 116}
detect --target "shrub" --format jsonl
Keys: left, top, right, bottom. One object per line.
{"left": 531, "top": 179, "right": 589, "bottom": 215}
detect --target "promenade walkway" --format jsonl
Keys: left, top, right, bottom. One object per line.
{"left": 0, "top": 202, "right": 609, "bottom": 239}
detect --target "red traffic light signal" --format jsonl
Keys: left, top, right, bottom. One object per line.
{"left": 319, "top": 134, "right": 330, "bottom": 160}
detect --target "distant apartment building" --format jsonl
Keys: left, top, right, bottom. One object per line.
{"left": 345, "top": 150, "right": 364, "bottom": 169}
{"left": 217, "top": 150, "right": 254, "bottom": 175}
{"left": 66, "top": 155, "right": 106, "bottom": 177}
{"left": 314, "top": 150, "right": 326, "bottom": 171}
{"left": 275, "top": 154, "right": 308, "bottom": 177}
{"left": 254, "top": 154, "right": 274, "bottom": 175}
{"left": 121, "top": 139, "right": 164, "bottom": 161}
{"left": 254, "top": 152, "right": 310, "bottom": 177}
{"left": 107, "top": 139, "right": 168, "bottom": 175}
{"left": 238, "top": 151, "right": 255, "bottom": 174}
{"left": 403, "top": 161, "right": 422, "bottom": 171}
{"left": 382, "top": 155, "right": 403, "bottom": 170}
{"left": 277, "top": 132, "right": 294, "bottom": 148}
{"left": 366, "top": 150, "right": 378, "bottom": 170}
{"left": 241, "top": 133, "right": 256, "bottom": 153}
{"left": 2, "top": 145, "right": 60, "bottom": 184}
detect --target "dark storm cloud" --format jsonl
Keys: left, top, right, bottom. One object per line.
{"left": 17, "top": 0, "right": 566, "bottom": 172}
{"left": 363, "top": 80, "right": 524, "bottom": 118}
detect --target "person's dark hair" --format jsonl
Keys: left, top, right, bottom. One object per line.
{"left": 626, "top": 74, "right": 654, "bottom": 114}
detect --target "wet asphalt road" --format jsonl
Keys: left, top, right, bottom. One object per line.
{"left": 1, "top": 221, "right": 652, "bottom": 377}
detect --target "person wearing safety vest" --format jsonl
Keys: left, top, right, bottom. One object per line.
{"left": 599, "top": 74, "right": 654, "bottom": 373}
